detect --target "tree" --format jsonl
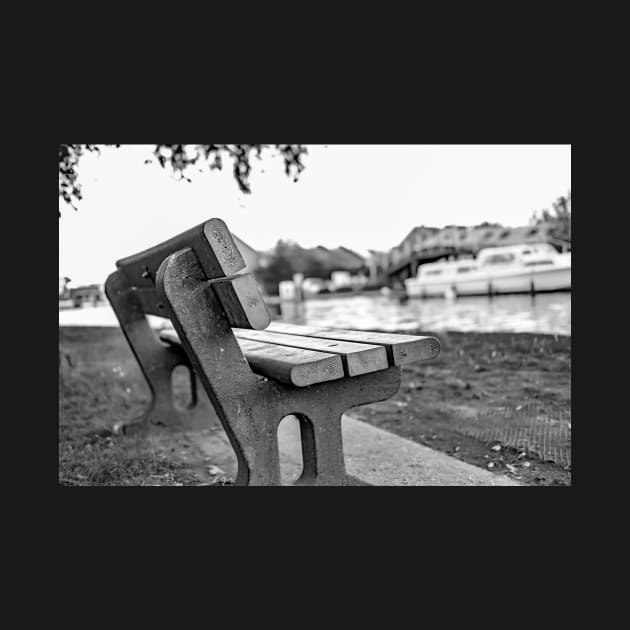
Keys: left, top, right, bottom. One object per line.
{"left": 58, "top": 144, "right": 102, "bottom": 213}
{"left": 256, "top": 242, "right": 297, "bottom": 295}
{"left": 58, "top": 144, "right": 308, "bottom": 217}
{"left": 254, "top": 239, "right": 334, "bottom": 295}
{"left": 531, "top": 190, "right": 571, "bottom": 243}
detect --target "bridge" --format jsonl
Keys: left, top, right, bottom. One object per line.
{"left": 383, "top": 227, "right": 570, "bottom": 289}
{"left": 385, "top": 245, "right": 475, "bottom": 288}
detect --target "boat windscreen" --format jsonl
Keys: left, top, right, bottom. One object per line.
{"left": 484, "top": 253, "right": 516, "bottom": 264}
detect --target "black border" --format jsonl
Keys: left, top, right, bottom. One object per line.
{"left": 45, "top": 56, "right": 576, "bottom": 556}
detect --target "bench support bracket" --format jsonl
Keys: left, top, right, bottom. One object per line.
{"left": 104, "top": 269, "right": 219, "bottom": 434}
{"left": 156, "top": 248, "right": 403, "bottom": 486}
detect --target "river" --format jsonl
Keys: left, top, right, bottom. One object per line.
{"left": 279, "top": 292, "right": 571, "bottom": 335}
{"left": 60, "top": 291, "right": 570, "bottom": 335}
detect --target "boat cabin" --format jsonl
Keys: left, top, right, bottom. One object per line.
{"left": 408, "top": 242, "right": 570, "bottom": 297}
{"left": 476, "top": 243, "right": 558, "bottom": 266}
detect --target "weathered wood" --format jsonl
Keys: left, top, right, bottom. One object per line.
{"left": 116, "top": 218, "right": 245, "bottom": 288}
{"left": 233, "top": 328, "right": 388, "bottom": 377}
{"left": 211, "top": 273, "right": 271, "bottom": 330}
{"left": 160, "top": 330, "right": 344, "bottom": 387}
{"left": 267, "top": 322, "right": 441, "bottom": 366}
{"left": 236, "top": 339, "right": 343, "bottom": 387}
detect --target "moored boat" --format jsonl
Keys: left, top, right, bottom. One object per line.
{"left": 404, "top": 244, "right": 571, "bottom": 298}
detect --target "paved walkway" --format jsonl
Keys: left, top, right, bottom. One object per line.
{"left": 186, "top": 413, "right": 520, "bottom": 486}
{"left": 59, "top": 304, "right": 169, "bottom": 329}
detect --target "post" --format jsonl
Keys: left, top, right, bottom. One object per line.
{"left": 292, "top": 273, "right": 304, "bottom": 303}
{"left": 279, "top": 276, "right": 305, "bottom": 323}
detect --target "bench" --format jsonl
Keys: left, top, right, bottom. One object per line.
{"left": 105, "top": 218, "right": 440, "bottom": 486}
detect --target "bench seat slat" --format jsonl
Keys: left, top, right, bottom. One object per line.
{"left": 236, "top": 339, "right": 343, "bottom": 387}
{"left": 159, "top": 330, "right": 344, "bottom": 387}
{"left": 233, "top": 329, "right": 388, "bottom": 377}
{"left": 266, "top": 322, "right": 441, "bottom": 366}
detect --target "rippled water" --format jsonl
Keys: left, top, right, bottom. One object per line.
{"left": 279, "top": 292, "right": 571, "bottom": 335}
{"left": 59, "top": 291, "right": 570, "bottom": 336}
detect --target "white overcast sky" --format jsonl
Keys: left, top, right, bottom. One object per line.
{"left": 59, "top": 144, "right": 571, "bottom": 286}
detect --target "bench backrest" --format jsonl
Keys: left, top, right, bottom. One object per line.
{"left": 116, "top": 218, "right": 245, "bottom": 288}
{"left": 114, "top": 218, "right": 271, "bottom": 330}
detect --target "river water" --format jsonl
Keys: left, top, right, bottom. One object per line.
{"left": 59, "top": 292, "right": 570, "bottom": 336}
{"left": 279, "top": 292, "right": 571, "bottom": 336}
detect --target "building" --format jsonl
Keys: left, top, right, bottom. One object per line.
{"left": 59, "top": 276, "right": 71, "bottom": 299}
{"left": 328, "top": 246, "right": 366, "bottom": 273}
{"left": 384, "top": 221, "right": 569, "bottom": 286}
{"left": 366, "top": 250, "right": 388, "bottom": 283}
{"left": 58, "top": 234, "right": 261, "bottom": 308}
{"left": 386, "top": 225, "right": 458, "bottom": 284}
{"left": 69, "top": 284, "right": 105, "bottom": 307}
{"left": 294, "top": 245, "right": 364, "bottom": 275}
{"left": 458, "top": 222, "right": 568, "bottom": 252}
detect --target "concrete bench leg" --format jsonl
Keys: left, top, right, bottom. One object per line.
{"left": 157, "top": 248, "right": 402, "bottom": 486}
{"left": 105, "top": 269, "right": 219, "bottom": 434}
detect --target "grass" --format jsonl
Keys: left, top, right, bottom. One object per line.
{"left": 351, "top": 329, "right": 571, "bottom": 485}
{"left": 58, "top": 327, "right": 232, "bottom": 486}
{"left": 59, "top": 367, "right": 185, "bottom": 485}
{"left": 59, "top": 326, "right": 570, "bottom": 486}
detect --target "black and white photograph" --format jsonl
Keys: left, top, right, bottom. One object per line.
{"left": 58, "top": 144, "right": 571, "bottom": 486}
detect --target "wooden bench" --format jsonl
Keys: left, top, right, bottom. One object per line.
{"left": 105, "top": 218, "right": 440, "bottom": 486}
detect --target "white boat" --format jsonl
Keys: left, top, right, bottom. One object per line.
{"left": 404, "top": 244, "right": 571, "bottom": 298}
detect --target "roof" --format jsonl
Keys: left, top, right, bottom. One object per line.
{"left": 297, "top": 245, "right": 365, "bottom": 273}
{"left": 385, "top": 220, "right": 563, "bottom": 266}
{"left": 337, "top": 246, "right": 365, "bottom": 261}
{"left": 400, "top": 225, "right": 441, "bottom": 246}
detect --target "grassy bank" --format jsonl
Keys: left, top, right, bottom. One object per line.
{"left": 353, "top": 328, "right": 570, "bottom": 485}
{"left": 59, "top": 326, "right": 570, "bottom": 486}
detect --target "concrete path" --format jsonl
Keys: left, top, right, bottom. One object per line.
{"left": 59, "top": 304, "right": 169, "bottom": 329}
{"left": 185, "top": 413, "right": 520, "bottom": 486}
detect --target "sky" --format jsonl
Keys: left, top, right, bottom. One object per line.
{"left": 59, "top": 144, "right": 571, "bottom": 286}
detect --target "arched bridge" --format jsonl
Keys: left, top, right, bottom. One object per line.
{"left": 385, "top": 246, "right": 473, "bottom": 288}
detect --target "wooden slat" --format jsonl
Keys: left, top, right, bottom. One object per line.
{"left": 211, "top": 273, "right": 271, "bottom": 330}
{"left": 233, "top": 329, "right": 388, "bottom": 377}
{"left": 236, "top": 338, "right": 343, "bottom": 387}
{"left": 159, "top": 330, "right": 344, "bottom": 387}
{"left": 266, "top": 322, "right": 441, "bottom": 366}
